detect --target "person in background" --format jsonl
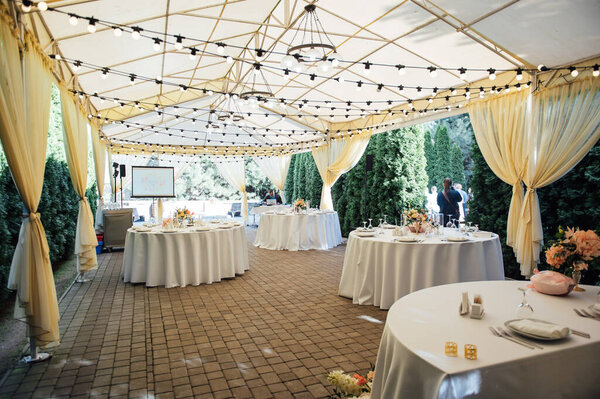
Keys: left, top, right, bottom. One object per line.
{"left": 455, "top": 183, "right": 469, "bottom": 220}
{"left": 263, "top": 189, "right": 282, "bottom": 204}
{"left": 437, "top": 178, "right": 461, "bottom": 226}
{"left": 426, "top": 186, "right": 439, "bottom": 213}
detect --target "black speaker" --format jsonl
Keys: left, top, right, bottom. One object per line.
{"left": 365, "top": 154, "right": 374, "bottom": 171}
{"left": 119, "top": 164, "right": 126, "bottom": 178}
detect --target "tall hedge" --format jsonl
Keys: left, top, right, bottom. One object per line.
{"left": 0, "top": 157, "right": 85, "bottom": 302}
{"left": 451, "top": 144, "right": 466, "bottom": 187}
{"left": 432, "top": 125, "right": 451, "bottom": 188}
{"left": 468, "top": 135, "right": 600, "bottom": 284}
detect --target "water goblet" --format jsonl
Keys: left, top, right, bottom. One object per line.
{"left": 383, "top": 214, "right": 388, "bottom": 226}
{"left": 515, "top": 287, "right": 534, "bottom": 317}
{"left": 378, "top": 218, "right": 384, "bottom": 235}
{"left": 362, "top": 221, "right": 367, "bottom": 230}
{"left": 368, "top": 218, "right": 373, "bottom": 230}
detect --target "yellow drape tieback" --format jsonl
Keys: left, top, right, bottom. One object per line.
{"left": 28, "top": 212, "right": 41, "bottom": 221}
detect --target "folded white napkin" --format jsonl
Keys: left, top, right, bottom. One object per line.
{"left": 508, "top": 319, "right": 569, "bottom": 339}
{"left": 473, "top": 231, "right": 492, "bottom": 238}
{"left": 591, "top": 304, "right": 600, "bottom": 314}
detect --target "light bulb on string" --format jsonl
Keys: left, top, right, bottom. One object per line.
{"left": 175, "top": 35, "right": 183, "bottom": 50}
{"left": 428, "top": 66, "right": 437, "bottom": 78}
{"left": 458, "top": 67, "right": 467, "bottom": 80}
{"left": 226, "top": 56, "right": 234, "bottom": 64}
{"left": 216, "top": 43, "right": 226, "bottom": 55}
{"left": 189, "top": 48, "right": 197, "bottom": 60}
{"left": 69, "top": 14, "right": 78, "bottom": 25}
{"left": 593, "top": 64, "right": 600, "bottom": 77}
{"left": 569, "top": 66, "right": 578, "bottom": 77}
{"left": 131, "top": 28, "right": 141, "bottom": 40}
{"left": 38, "top": 2, "right": 48, "bottom": 11}
{"left": 487, "top": 68, "right": 496, "bottom": 80}
{"left": 113, "top": 26, "right": 123, "bottom": 37}
{"left": 356, "top": 81, "right": 362, "bottom": 91}
{"left": 363, "top": 61, "right": 372, "bottom": 76}
{"left": 87, "top": 18, "right": 97, "bottom": 33}
{"left": 21, "top": 0, "right": 32, "bottom": 12}
{"left": 516, "top": 68, "right": 523, "bottom": 81}
{"left": 153, "top": 38, "right": 161, "bottom": 51}
{"left": 331, "top": 58, "right": 339, "bottom": 68}
{"left": 396, "top": 64, "right": 406, "bottom": 75}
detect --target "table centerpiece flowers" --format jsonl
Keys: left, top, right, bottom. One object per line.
{"left": 403, "top": 208, "right": 431, "bottom": 234}
{"left": 327, "top": 369, "right": 374, "bottom": 398}
{"left": 294, "top": 198, "right": 306, "bottom": 213}
{"left": 544, "top": 226, "right": 600, "bottom": 290}
{"left": 174, "top": 207, "right": 194, "bottom": 224}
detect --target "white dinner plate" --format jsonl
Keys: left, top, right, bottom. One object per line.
{"left": 218, "top": 224, "right": 234, "bottom": 229}
{"left": 355, "top": 231, "right": 376, "bottom": 237}
{"left": 383, "top": 224, "right": 397, "bottom": 229}
{"left": 504, "top": 319, "right": 571, "bottom": 341}
{"left": 194, "top": 226, "right": 212, "bottom": 231}
{"left": 133, "top": 227, "right": 151, "bottom": 232}
{"left": 161, "top": 229, "right": 178, "bottom": 233}
{"left": 447, "top": 236, "right": 470, "bottom": 242}
{"left": 394, "top": 236, "right": 422, "bottom": 242}
{"left": 588, "top": 304, "right": 600, "bottom": 316}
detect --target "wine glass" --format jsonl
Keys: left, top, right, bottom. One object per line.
{"left": 383, "top": 214, "right": 387, "bottom": 226}
{"left": 445, "top": 215, "right": 453, "bottom": 228}
{"left": 378, "top": 218, "right": 384, "bottom": 235}
{"left": 515, "top": 287, "right": 534, "bottom": 317}
{"left": 362, "top": 221, "right": 367, "bottom": 230}
{"left": 368, "top": 218, "right": 373, "bottom": 230}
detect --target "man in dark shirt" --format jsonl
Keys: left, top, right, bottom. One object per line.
{"left": 263, "top": 189, "right": 282, "bottom": 204}
{"left": 437, "top": 178, "right": 462, "bottom": 226}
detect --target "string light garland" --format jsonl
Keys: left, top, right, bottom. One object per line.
{"left": 32, "top": 3, "right": 600, "bottom": 89}
{"left": 60, "top": 57, "right": 542, "bottom": 119}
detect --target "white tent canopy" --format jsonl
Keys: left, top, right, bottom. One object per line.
{"left": 22, "top": 0, "right": 599, "bottom": 155}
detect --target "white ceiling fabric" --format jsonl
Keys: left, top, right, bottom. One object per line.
{"left": 29, "top": 0, "right": 600, "bottom": 153}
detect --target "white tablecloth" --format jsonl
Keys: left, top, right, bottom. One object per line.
{"left": 251, "top": 205, "right": 290, "bottom": 214}
{"left": 372, "top": 281, "right": 600, "bottom": 399}
{"left": 254, "top": 211, "right": 342, "bottom": 251}
{"left": 339, "top": 229, "right": 504, "bottom": 309}
{"left": 121, "top": 225, "right": 249, "bottom": 287}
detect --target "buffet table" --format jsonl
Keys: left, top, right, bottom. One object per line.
{"left": 254, "top": 211, "right": 342, "bottom": 251}
{"left": 371, "top": 280, "right": 600, "bottom": 399}
{"left": 121, "top": 223, "right": 249, "bottom": 287}
{"left": 339, "top": 229, "right": 504, "bottom": 309}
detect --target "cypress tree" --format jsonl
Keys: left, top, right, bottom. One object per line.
{"left": 283, "top": 153, "right": 297, "bottom": 202}
{"left": 433, "top": 124, "right": 451, "bottom": 188}
{"left": 424, "top": 130, "right": 436, "bottom": 189}
{"left": 305, "top": 153, "right": 323, "bottom": 207}
{"left": 450, "top": 143, "right": 466, "bottom": 187}
{"left": 294, "top": 152, "right": 308, "bottom": 200}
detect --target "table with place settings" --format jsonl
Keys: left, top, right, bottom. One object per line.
{"left": 254, "top": 210, "right": 342, "bottom": 251}
{"left": 121, "top": 222, "right": 249, "bottom": 288}
{"left": 371, "top": 280, "right": 600, "bottom": 399}
{"left": 339, "top": 228, "right": 504, "bottom": 309}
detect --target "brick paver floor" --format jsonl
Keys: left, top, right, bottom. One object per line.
{"left": 0, "top": 228, "right": 387, "bottom": 398}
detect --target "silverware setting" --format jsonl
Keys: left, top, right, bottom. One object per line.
{"left": 573, "top": 308, "right": 600, "bottom": 321}
{"left": 488, "top": 326, "right": 535, "bottom": 349}
{"left": 496, "top": 326, "right": 544, "bottom": 349}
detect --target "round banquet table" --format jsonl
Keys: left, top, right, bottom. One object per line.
{"left": 254, "top": 211, "right": 342, "bottom": 251}
{"left": 121, "top": 224, "right": 249, "bottom": 288}
{"left": 371, "top": 280, "right": 600, "bottom": 399}
{"left": 338, "top": 229, "right": 504, "bottom": 309}
{"left": 251, "top": 204, "right": 290, "bottom": 214}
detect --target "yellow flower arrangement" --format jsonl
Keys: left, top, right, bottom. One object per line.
{"left": 174, "top": 207, "right": 194, "bottom": 222}
{"left": 294, "top": 198, "right": 306, "bottom": 208}
{"left": 403, "top": 208, "right": 431, "bottom": 233}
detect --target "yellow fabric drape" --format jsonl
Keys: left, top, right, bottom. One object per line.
{"left": 60, "top": 89, "right": 98, "bottom": 274}
{"left": 215, "top": 159, "right": 248, "bottom": 222}
{"left": 517, "top": 79, "right": 600, "bottom": 276}
{"left": 91, "top": 124, "right": 106, "bottom": 200}
{"left": 467, "top": 90, "right": 529, "bottom": 250}
{"left": 254, "top": 155, "right": 291, "bottom": 202}
{"left": 312, "top": 132, "right": 372, "bottom": 210}
{"left": 107, "top": 150, "right": 115, "bottom": 202}
{"left": 0, "top": 20, "right": 59, "bottom": 346}
{"left": 91, "top": 124, "right": 106, "bottom": 227}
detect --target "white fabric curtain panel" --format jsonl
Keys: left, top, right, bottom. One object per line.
{"left": 470, "top": 79, "right": 600, "bottom": 276}
{"left": 517, "top": 79, "right": 600, "bottom": 276}
{"left": 60, "top": 88, "right": 98, "bottom": 275}
{"left": 468, "top": 90, "right": 529, "bottom": 252}
{"left": 254, "top": 155, "right": 291, "bottom": 202}
{"left": 215, "top": 159, "right": 248, "bottom": 222}
{"left": 312, "top": 132, "right": 372, "bottom": 210}
{"left": 91, "top": 124, "right": 106, "bottom": 226}
{"left": 0, "top": 22, "right": 59, "bottom": 347}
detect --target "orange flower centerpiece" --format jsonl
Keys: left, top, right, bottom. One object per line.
{"left": 327, "top": 369, "right": 374, "bottom": 398}
{"left": 544, "top": 226, "right": 600, "bottom": 291}
{"left": 404, "top": 208, "right": 431, "bottom": 234}
{"left": 294, "top": 198, "right": 306, "bottom": 213}
{"left": 174, "top": 207, "right": 194, "bottom": 224}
